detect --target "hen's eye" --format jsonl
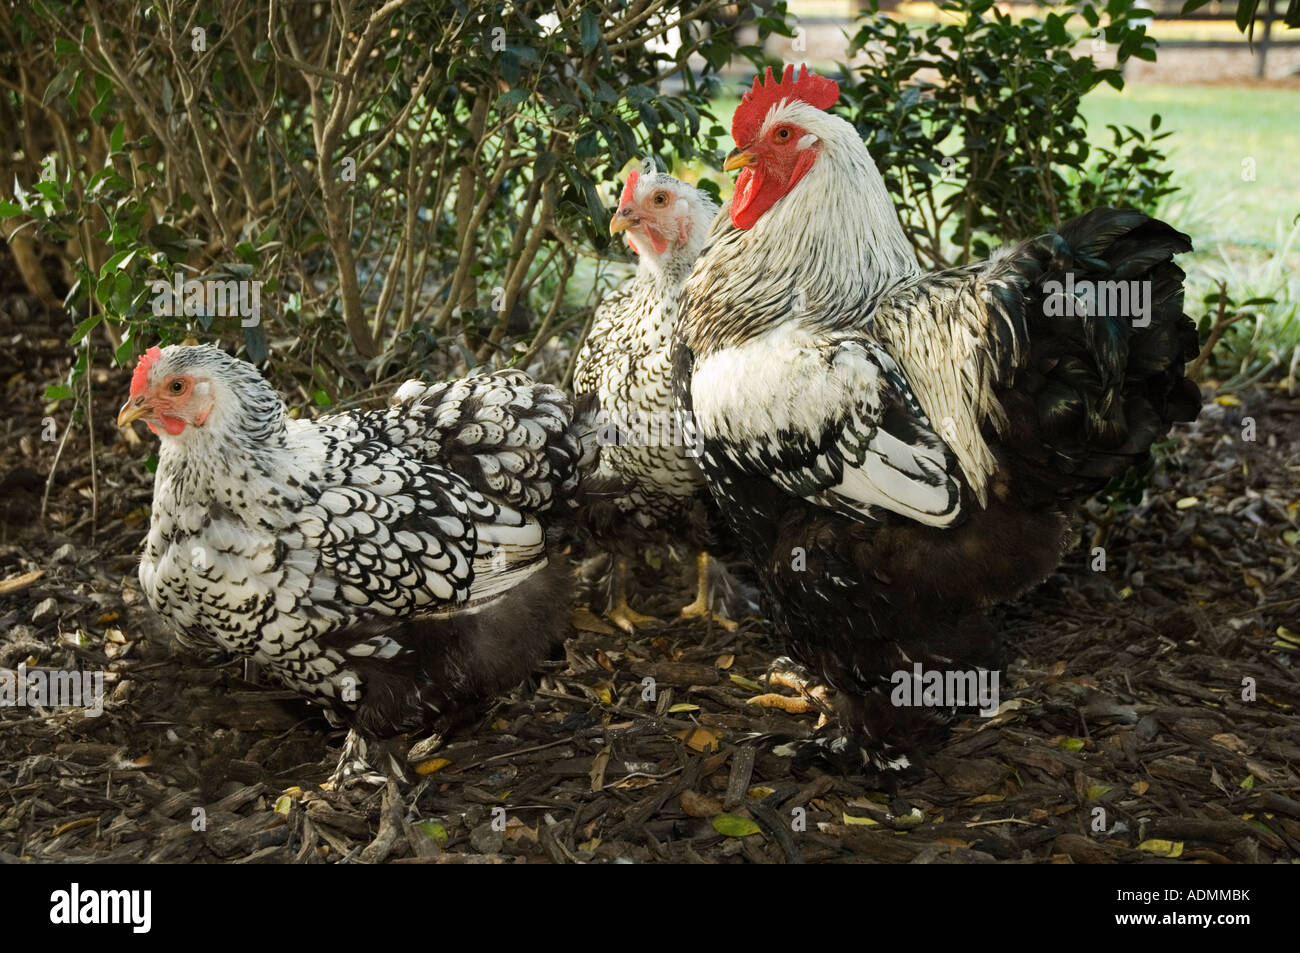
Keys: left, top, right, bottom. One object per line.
{"left": 653, "top": 192, "right": 667, "bottom": 205}
{"left": 776, "top": 128, "right": 790, "bottom": 140}
{"left": 170, "top": 380, "right": 185, "bottom": 393}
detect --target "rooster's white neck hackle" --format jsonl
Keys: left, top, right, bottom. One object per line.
{"left": 681, "top": 100, "right": 919, "bottom": 357}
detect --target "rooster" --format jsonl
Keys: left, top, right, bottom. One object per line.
{"left": 574, "top": 164, "right": 737, "bottom": 632}
{"left": 675, "top": 66, "right": 1201, "bottom": 772}
{"left": 119, "top": 344, "right": 594, "bottom": 785}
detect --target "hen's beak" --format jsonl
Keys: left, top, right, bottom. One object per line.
{"left": 724, "top": 149, "right": 757, "bottom": 172}
{"left": 609, "top": 208, "right": 638, "bottom": 235}
{"left": 117, "top": 397, "right": 149, "bottom": 428}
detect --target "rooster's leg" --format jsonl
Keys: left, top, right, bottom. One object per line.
{"left": 748, "top": 656, "right": 832, "bottom": 729}
{"left": 678, "top": 550, "right": 739, "bottom": 631}
{"left": 607, "top": 557, "right": 659, "bottom": 634}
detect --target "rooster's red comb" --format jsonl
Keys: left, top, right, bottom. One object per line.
{"left": 731, "top": 64, "right": 840, "bottom": 148}
{"left": 130, "top": 346, "right": 163, "bottom": 398}
{"left": 619, "top": 169, "right": 639, "bottom": 209}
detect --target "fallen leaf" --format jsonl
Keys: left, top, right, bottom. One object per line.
{"left": 1138, "top": 839, "right": 1184, "bottom": 858}
{"left": 1131, "top": 780, "right": 1149, "bottom": 796}
{"left": 51, "top": 817, "right": 97, "bottom": 837}
{"left": 1211, "top": 732, "right": 1248, "bottom": 753}
{"left": 417, "top": 821, "right": 449, "bottom": 846}
{"left": 676, "top": 727, "right": 718, "bottom": 752}
{"left": 712, "top": 813, "right": 761, "bottom": 837}
{"left": 667, "top": 703, "right": 700, "bottom": 713}
{"left": 841, "top": 812, "right": 880, "bottom": 826}
{"left": 728, "top": 673, "right": 763, "bottom": 693}
{"left": 0, "top": 569, "right": 45, "bottom": 595}
{"left": 1176, "top": 496, "right": 1199, "bottom": 509}
{"left": 414, "top": 758, "right": 451, "bottom": 775}
{"left": 714, "top": 654, "right": 735, "bottom": 670}
{"left": 680, "top": 790, "right": 724, "bottom": 817}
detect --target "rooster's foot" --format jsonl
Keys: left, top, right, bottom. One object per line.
{"left": 748, "top": 657, "right": 832, "bottom": 729}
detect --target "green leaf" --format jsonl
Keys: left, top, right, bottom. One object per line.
{"left": 579, "top": 8, "right": 600, "bottom": 54}
{"left": 416, "top": 821, "right": 449, "bottom": 846}
{"left": 110, "top": 272, "right": 133, "bottom": 313}
{"left": 42, "top": 63, "right": 76, "bottom": 105}
{"left": 44, "top": 383, "right": 74, "bottom": 400}
{"left": 98, "top": 248, "right": 137, "bottom": 277}
{"left": 1235, "top": 0, "right": 1261, "bottom": 33}
{"left": 712, "top": 814, "right": 761, "bottom": 838}
{"left": 69, "top": 313, "right": 102, "bottom": 345}
{"left": 109, "top": 121, "right": 125, "bottom": 155}
{"left": 0, "top": 200, "right": 21, "bottom": 217}
{"left": 115, "top": 337, "right": 136, "bottom": 367}
{"left": 495, "top": 87, "right": 529, "bottom": 109}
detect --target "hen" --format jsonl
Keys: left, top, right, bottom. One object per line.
{"left": 120, "top": 344, "right": 594, "bottom": 785}
{"left": 574, "top": 165, "right": 736, "bottom": 632}
{"left": 675, "top": 66, "right": 1201, "bottom": 772}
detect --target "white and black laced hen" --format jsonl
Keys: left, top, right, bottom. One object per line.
{"left": 119, "top": 344, "right": 595, "bottom": 784}
{"left": 573, "top": 164, "right": 737, "bottom": 632}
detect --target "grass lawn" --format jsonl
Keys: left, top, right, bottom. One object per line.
{"left": 1081, "top": 83, "right": 1300, "bottom": 252}
{"left": 1082, "top": 83, "right": 1299, "bottom": 355}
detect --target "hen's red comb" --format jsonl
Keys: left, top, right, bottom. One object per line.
{"left": 619, "top": 169, "right": 639, "bottom": 209}
{"left": 731, "top": 64, "right": 840, "bottom": 148}
{"left": 130, "top": 346, "right": 163, "bottom": 398}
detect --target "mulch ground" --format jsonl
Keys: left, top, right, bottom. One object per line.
{"left": 2, "top": 275, "right": 1297, "bottom": 865}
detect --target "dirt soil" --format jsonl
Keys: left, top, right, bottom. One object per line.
{"left": 1, "top": 260, "right": 1298, "bottom": 864}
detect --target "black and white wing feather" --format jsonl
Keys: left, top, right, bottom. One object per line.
{"left": 685, "top": 328, "right": 963, "bottom": 528}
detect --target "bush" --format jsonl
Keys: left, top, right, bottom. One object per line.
{"left": 839, "top": 0, "right": 1177, "bottom": 268}
{"left": 0, "top": 0, "right": 792, "bottom": 408}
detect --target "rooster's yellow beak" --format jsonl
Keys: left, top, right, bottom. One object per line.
{"left": 724, "top": 149, "right": 757, "bottom": 172}
{"left": 117, "top": 398, "right": 149, "bottom": 428}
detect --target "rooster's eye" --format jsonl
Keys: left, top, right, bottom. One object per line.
{"left": 775, "top": 128, "right": 790, "bottom": 141}
{"left": 170, "top": 380, "right": 185, "bottom": 394}
{"left": 653, "top": 192, "right": 666, "bottom": 205}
